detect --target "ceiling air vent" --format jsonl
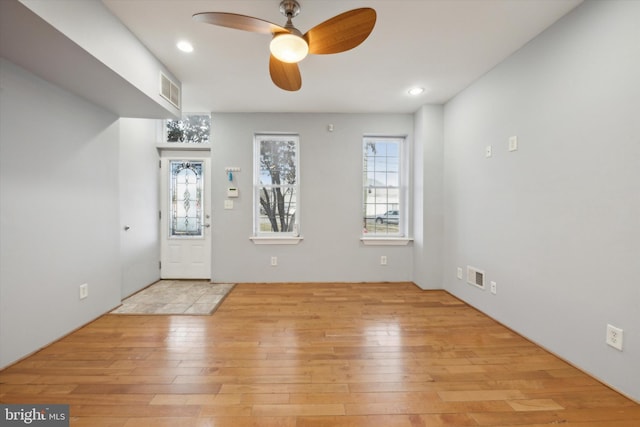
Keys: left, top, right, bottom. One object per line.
{"left": 467, "top": 266, "right": 485, "bottom": 289}
{"left": 159, "top": 72, "right": 180, "bottom": 109}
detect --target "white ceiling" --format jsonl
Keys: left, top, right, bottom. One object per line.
{"left": 102, "top": 0, "right": 582, "bottom": 114}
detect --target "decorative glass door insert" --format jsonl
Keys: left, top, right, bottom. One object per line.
{"left": 169, "top": 160, "right": 204, "bottom": 238}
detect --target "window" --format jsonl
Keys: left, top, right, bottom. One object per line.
{"left": 169, "top": 160, "right": 204, "bottom": 238}
{"left": 164, "top": 113, "right": 211, "bottom": 144}
{"left": 254, "top": 134, "right": 299, "bottom": 236}
{"left": 363, "top": 136, "right": 405, "bottom": 236}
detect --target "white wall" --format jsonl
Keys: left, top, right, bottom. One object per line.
{"left": 211, "top": 113, "right": 414, "bottom": 283}
{"left": 119, "top": 119, "right": 161, "bottom": 298}
{"left": 442, "top": 0, "right": 640, "bottom": 400}
{"left": 412, "top": 105, "right": 444, "bottom": 289}
{"left": 0, "top": 59, "right": 121, "bottom": 367}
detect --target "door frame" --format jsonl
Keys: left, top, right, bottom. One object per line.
{"left": 159, "top": 150, "right": 212, "bottom": 279}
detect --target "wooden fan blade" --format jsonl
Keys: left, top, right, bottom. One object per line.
{"left": 304, "top": 8, "right": 376, "bottom": 55}
{"left": 193, "top": 12, "right": 288, "bottom": 34}
{"left": 269, "top": 55, "right": 302, "bottom": 91}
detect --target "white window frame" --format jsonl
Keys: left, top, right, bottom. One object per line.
{"left": 361, "top": 135, "right": 412, "bottom": 245}
{"left": 251, "top": 133, "right": 302, "bottom": 245}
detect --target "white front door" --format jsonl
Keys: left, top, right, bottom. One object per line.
{"left": 160, "top": 157, "right": 211, "bottom": 279}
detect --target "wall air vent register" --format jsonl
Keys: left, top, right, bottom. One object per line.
{"left": 160, "top": 72, "right": 180, "bottom": 109}
{"left": 467, "top": 265, "right": 485, "bottom": 289}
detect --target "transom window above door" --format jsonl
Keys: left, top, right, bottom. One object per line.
{"left": 164, "top": 113, "right": 211, "bottom": 144}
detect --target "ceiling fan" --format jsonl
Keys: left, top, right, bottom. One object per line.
{"left": 193, "top": 0, "right": 376, "bottom": 91}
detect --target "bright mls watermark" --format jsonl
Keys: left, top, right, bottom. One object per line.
{"left": 1, "top": 405, "right": 69, "bottom": 426}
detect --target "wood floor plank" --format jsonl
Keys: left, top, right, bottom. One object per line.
{"left": 298, "top": 414, "right": 479, "bottom": 427}
{"left": 437, "top": 389, "right": 527, "bottom": 402}
{"left": 192, "top": 417, "right": 297, "bottom": 427}
{"left": 344, "top": 399, "right": 513, "bottom": 416}
{"left": 506, "top": 398, "right": 564, "bottom": 411}
{"left": 68, "top": 417, "right": 128, "bottom": 427}
{"left": 251, "top": 403, "right": 345, "bottom": 417}
{"left": 1, "top": 282, "right": 638, "bottom": 426}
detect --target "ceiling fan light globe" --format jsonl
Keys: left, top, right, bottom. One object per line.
{"left": 270, "top": 33, "right": 309, "bottom": 63}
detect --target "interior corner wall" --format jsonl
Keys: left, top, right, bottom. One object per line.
{"left": 0, "top": 59, "right": 121, "bottom": 368}
{"left": 211, "top": 113, "right": 414, "bottom": 283}
{"left": 442, "top": 0, "right": 640, "bottom": 400}
{"left": 412, "top": 105, "right": 444, "bottom": 289}
{"left": 119, "top": 118, "right": 161, "bottom": 298}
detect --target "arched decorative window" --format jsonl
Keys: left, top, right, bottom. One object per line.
{"left": 170, "top": 160, "right": 203, "bottom": 237}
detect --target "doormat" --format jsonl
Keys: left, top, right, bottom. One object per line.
{"left": 111, "top": 280, "right": 234, "bottom": 315}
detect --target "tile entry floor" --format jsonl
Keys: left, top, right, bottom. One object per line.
{"left": 111, "top": 280, "right": 234, "bottom": 315}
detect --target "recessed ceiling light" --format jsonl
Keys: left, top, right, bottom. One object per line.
{"left": 408, "top": 87, "right": 425, "bottom": 96}
{"left": 177, "top": 41, "right": 194, "bottom": 53}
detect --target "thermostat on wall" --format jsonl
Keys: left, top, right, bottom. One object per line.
{"left": 227, "top": 187, "right": 239, "bottom": 198}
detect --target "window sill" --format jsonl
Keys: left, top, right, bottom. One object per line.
{"left": 360, "top": 237, "right": 413, "bottom": 246}
{"left": 156, "top": 143, "right": 211, "bottom": 152}
{"left": 250, "top": 236, "right": 304, "bottom": 245}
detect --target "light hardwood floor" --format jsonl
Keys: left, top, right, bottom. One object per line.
{"left": 1, "top": 282, "right": 639, "bottom": 426}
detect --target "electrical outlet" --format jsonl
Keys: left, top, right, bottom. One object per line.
{"left": 485, "top": 145, "right": 492, "bottom": 158}
{"left": 456, "top": 267, "right": 463, "bottom": 279}
{"left": 270, "top": 256, "right": 277, "bottom": 266}
{"left": 606, "top": 324, "right": 623, "bottom": 351}
{"left": 490, "top": 281, "right": 497, "bottom": 295}
{"left": 509, "top": 136, "right": 518, "bottom": 151}
{"left": 380, "top": 255, "right": 387, "bottom": 265}
{"left": 79, "top": 283, "right": 88, "bottom": 300}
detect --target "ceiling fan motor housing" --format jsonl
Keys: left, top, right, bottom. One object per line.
{"left": 280, "top": 0, "right": 301, "bottom": 18}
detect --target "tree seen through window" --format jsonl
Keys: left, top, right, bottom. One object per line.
{"left": 255, "top": 135, "right": 299, "bottom": 234}
{"left": 166, "top": 114, "right": 210, "bottom": 143}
